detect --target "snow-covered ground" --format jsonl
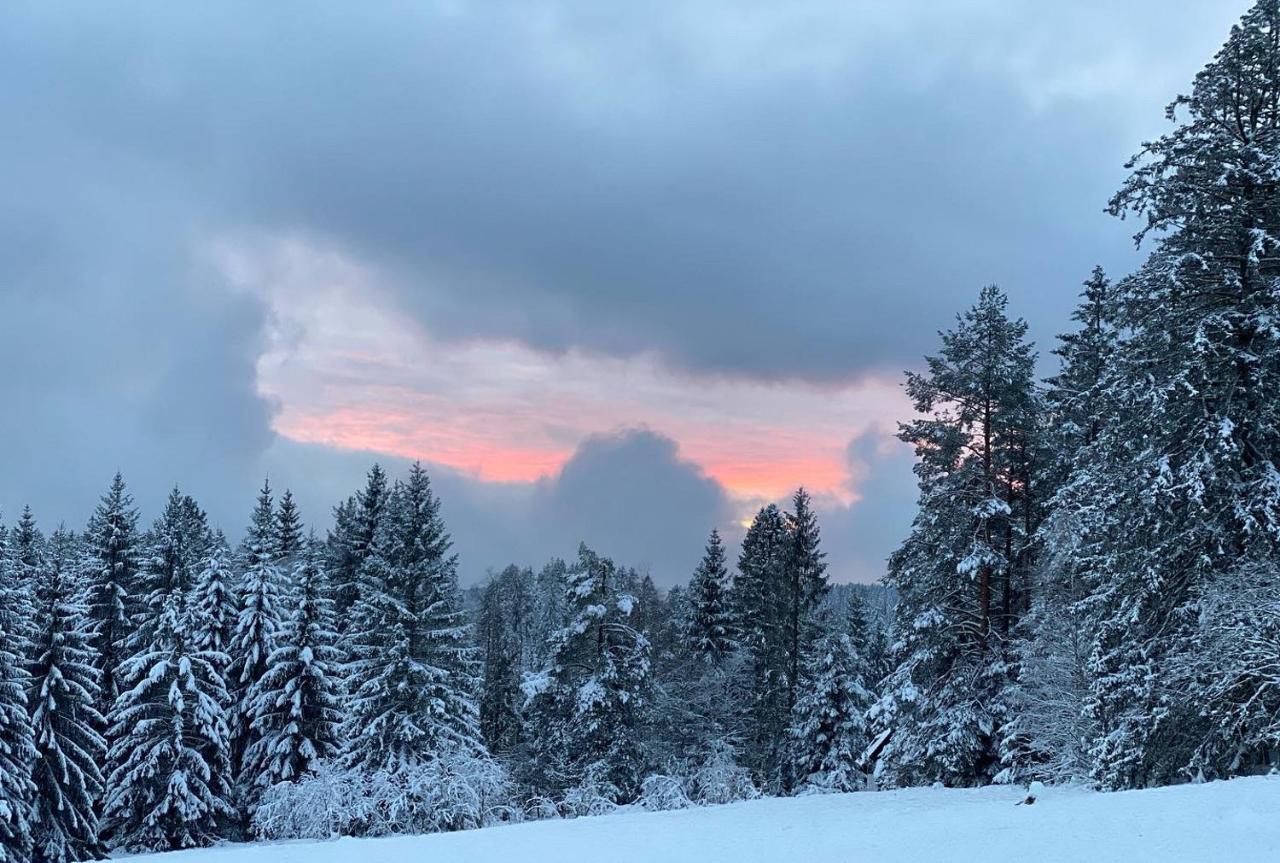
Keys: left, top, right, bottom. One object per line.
{"left": 131, "top": 776, "right": 1280, "bottom": 863}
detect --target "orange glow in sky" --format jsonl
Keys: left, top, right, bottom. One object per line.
{"left": 231, "top": 237, "right": 912, "bottom": 508}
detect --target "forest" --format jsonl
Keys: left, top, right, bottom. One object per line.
{"left": 4, "top": 1, "right": 1280, "bottom": 860}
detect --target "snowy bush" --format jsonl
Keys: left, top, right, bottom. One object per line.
{"left": 559, "top": 767, "right": 620, "bottom": 818}
{"left": 637, "top": 774, "right": 693, "bottom": 811}
{"left": 253, "top": 762, "right": 354, "bottom": 840}
{"left": 686, "top": 743, "right": 760, "bottom": 806}
{"left": 253, "top": 753, "right": 522, "bottom": 840}
{"left": 524, "top": 796, "right": 563, "bottom": 822}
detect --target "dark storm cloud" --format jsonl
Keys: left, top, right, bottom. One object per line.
{"left": 1, "top": 2, "right": 1247, "bottom": 382}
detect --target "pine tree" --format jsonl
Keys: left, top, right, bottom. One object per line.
{"left": 1058, "top": 0, "right": 1280, "bottom": 787}
{"left": 82, "top": 474, "right": 140, "bottom": 726}
{"left": 102, "top": 589, "right": 235, "bottom": 852}
{"left": 27, "top": 528, "right": 106, "bottom": 863}
{"left": 241, "top": 540, "right": 342, "bottom": 795}
{"left": 228, "top": 481, "right": 284, "bottom": 783}
{"left": 0, "top": 522, "right": 36, "bottom": 863}
{"left": 191, "top": 535, "right": 238, "bottom": 659}
{"left": 782, "top": 487, "right": 829, "bottom": 789}
{"left": 789, "top": 627, "right": 873, "bottom": 794}
{"left": 329, "top": 466, "right": 389, "bottom": 624}
{"left": 130, "top": 489, "right": 199, "bottom": 654}
{"left": 341, "top": 463, "right": 481, "bottom": 773}
{"left": 871, "top": 285, "right": 1039, "bottom": 788}
{"left": 478, "top": 565, "right": 534, "bottom": 756}
{"left": 177, "top": 496, "right": 214, "bottom": 578}
{"left": 272, "top": 490, "right": 303, "bottom": 568}
{"left": 1000, "top": 270, "right": 1120, "bottom": 784}
{"left": 732, "top": 504, "right": 791, "bottom": 792}
{"left": 523, "top": 544, "right": 652, "bottom": 801}
{"left": 687, "top": 530, "right": 734, "bottom": 665}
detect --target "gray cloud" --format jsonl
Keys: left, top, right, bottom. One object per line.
{"left": 263, "top": 428, "right": 732, "bottom": 586}
{"left": 0, "top": 1, "right": 1248, "bottom": 577}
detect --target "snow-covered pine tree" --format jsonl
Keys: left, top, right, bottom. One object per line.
{"left": 732, "top": 504, "right": 791, "bottom": 793}
{"left": 27, "top": 527, "right": 106, "bottom": 863}
{"left": 782, "top": 487, "right": 829, "bottom": 789}
{"left": 0, "top": 521, "right": 36, "bottom": 863}
{"left": 1042, "top": 267, "right": 1118, "bottom": 494}
{"left": 129, "top": 488, "right": 200, "bottom": 654}
{"left": 341, "top": 463, "right": 482, "bottom": 773}
{"left": 478, "top": 565, "right": 535, "bottom": 756}
{"left": 999, "top": 270, "right": 1120, "bottom": 784}
{"left": 688, "top": 529, "right": 734, "bottom": 665}
{"left": 192, "top": 534, "right": 238, "bottom": 659}
{"left": 871, "top": 285, "right": 1039, "bottom": 788}
{"left": 789, "top": 627, "right": 873, "bottom": 794}
{"left": 328, "top": 465, "right": 389, "bottom": 625}
{"left": 1053, "top": 0, "right": 1280, "bottom": 788}
{"left": 272, "top": 490, "right": 303, "bottom": 569}
{"left": 523, "top": 544, "right": 652, "bottom": 802}
{"left": 12, "top": 508, "right": 45, "bottom": 630}
{"left": 228, "top": 481, "right": 284, "bottom": 784}
{"left": 241, "top": 538, "right": 343, "bottom": 795}
{"left": 177, "top": 495, "right": 214, "bottom": 581}
{"left": 82, "top": 474, "right": 140, "bottom": 728}
{"left": 102, "top": 587, "right": 235, "bottom": 852}
{"left": 529, "top": 558, "right": 569, "bottom": 669}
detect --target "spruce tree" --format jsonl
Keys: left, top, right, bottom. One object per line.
{"left": 1058, "top": 0, "right": 1280, "bottom": 787}
{"left": 329, "top": 466, "right": 389, "bottom": 624}
{"left": 872, "top": 285, "right": 1039, "bottom": 788}
{"left": 82, "top": 474, "right": 140, "bottom": 726}
{"left": 1000, "top": 270, "right": 1120, "bottom": 784}
{"left": 241, "top": 540, "right": 343, "bottom": 795}
{"left": 341, "top": 463, "right": 481, "bottom": 773}
{"left": 191, "top": 534, "right": 238, "bottom": 659}
{"left": 0, "top": 523, "right": 36, "bottom": 863}
{"left": 129, "top": 488, "right": 199, "bottom": 654}
{"left": 12, "top": 506, "right": 45, "bottom": 583}
{"left": 478, "top": 565, "right": 534, "bottom": 756}
{"left": 782, "top": 487, "right": 829, "bottom": 790}
{"left": 27, "top": 528, "right": 106, "bottom": 863}
{"left": 102, "top": 589, "right": 235, "bottom": 852}
{"left": 789, "top": 627, "right": 873, "bottom": 794}
{"left": 228, "top": 481, "right": 284, "bottom": 782}
{"left": 733, "top": 504, "right": 791, "bottom": 792}
{"left": 272, "top": 490, "right": 303, "bottom": 568}
{"left": 687, "top": 529, "right": 734, "bottom": 665}
{"left": 524, "top": 544, "right": 652, "bottom": 801}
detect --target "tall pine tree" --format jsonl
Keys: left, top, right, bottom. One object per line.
{"left": 82, "top": 474, "right": 140, "bottom": 728}
{"left": 523, "top": 544, "right": 652, "bottom": 801}
{"left": 27, "top": 528, "right": 106, "bottom": 863}
{"left": 341, "top": 464, "right": 481, "bottom": 773}
{"left": 102, "top": 587, "right": 235, "bottom": 853}
{"left": 228, "top": 481, "right": 284, "bottom": 786}
{"left": 688, "top": 530, "right": 734, "bottom": 665}
{"left": 0, "top": 521, "right": 36, "bottom": 863}
{"left": 872, "top": 285, "right": 1039, "bottom": 788}
{"left": 1059, "top": 0, "right": 1280, "bottom": 788}
{"left": 241, "top": 539, "right": 343, "bottom": 795}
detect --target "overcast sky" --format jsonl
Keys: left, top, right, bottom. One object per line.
{"left": 0, "top": 1, "right": 1247, "bottom": 584}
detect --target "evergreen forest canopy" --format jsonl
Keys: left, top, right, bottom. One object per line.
{"left": 5, "top": 2, "right": 1280, "bottom": 859}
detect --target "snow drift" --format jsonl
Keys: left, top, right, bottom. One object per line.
{"left": 129, "top": 775, "right": 1280, "bottom": 863}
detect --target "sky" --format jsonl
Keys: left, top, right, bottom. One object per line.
{"left": 0, "top": 0, "right": 1249, "bottom": 585}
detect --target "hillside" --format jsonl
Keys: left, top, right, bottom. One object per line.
{"left": 130, "top": 776, "right": 1280, "bottom": 863}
